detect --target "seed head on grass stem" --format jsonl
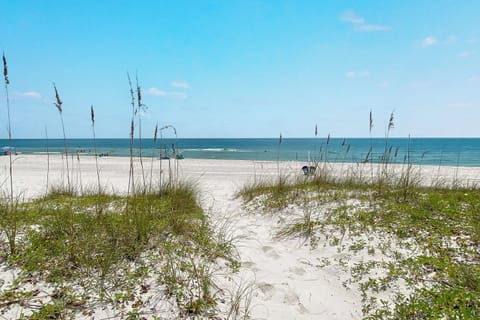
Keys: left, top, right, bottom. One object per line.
{"left": 369, "top": 110, "right": 373, "bottom": 134}
{"left": 90, "top": 105, "right": 94, "bottom": 124}
{"left": 3, "top": 51, "right": 13, "bottom": 202}
{"left": 388, "top": 111, "right": 394, "bottom": 131}
{"left": 127, "top": 73, "right": 136, "bottom": 195}
{"left": 136, "top": 73, "right": 147, "bottom": 191}
{"left": 90, "top": 105, "right": 101, "bottom": 194}
{"left": 2, "top": 51, "right": 9, "bottom": 85}
{"left": 54, "top": 83, "right": 63, "bottom": 113}
{"left": 52, "top": 83, "right": 70, "bottom": 190}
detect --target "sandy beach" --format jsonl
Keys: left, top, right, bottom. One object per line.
{"left": 1, "top": 154, "right": 480, "bottom": 319}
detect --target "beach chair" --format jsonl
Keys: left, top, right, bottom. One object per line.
{"left": 302, "top": 165, "right": 316, "bottom": 176}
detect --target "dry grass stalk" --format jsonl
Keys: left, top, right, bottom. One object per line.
{"left": 149, "top": 124, "right": 158, "bottom": 192}
{"left": 2, "top": 52, "right": 13, "bottom": 202}
{"left": 136, "top": 73, "right": 147, "bottom": 191}
{"left": 127, "top": 73, "right": 135, "bottom": 195}
{"left": 369, "top": 110, "right": 373, "bottom": 133}
{"left": 44, "top": 125, "right": 50, "bottom": 196}
{"left": 388, "top": 111, "right": 394, "bottom": 131}
{"left": 76, "top": 153, "right": 83, "bottom": 194}
{"left": 2, "top": 52, "right": 9, "bottom": 84}
{"left": 52, "top": 83, "right": 70, "bottom": 190}
{"left": 369, "top": 110, "right": 374, "bottom": 182}
{"left": 277, "top": 132, "right": 282, "bottom": 175}
{"left": 90, "top": 105, "right": 101, "bottom": 193}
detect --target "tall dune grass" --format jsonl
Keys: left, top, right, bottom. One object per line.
{"left": 136, "top": 73, "right": 147, "bottom": 191}
{"left": 0, "top": 59, "right": 239, "bottom": 319}
{"left": 53, "top": 83, "right": 71, "bottom": 191}
{"left": 2, "top": 52, "right": 13, "bottom": 202}
{"left": 127, "top": 72, "right": 136, "bottom": 195}
{"left": 90, "top": 105, "right": 101, "bottom": 193}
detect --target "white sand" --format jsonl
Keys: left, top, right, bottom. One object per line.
{"left": 1, "top": 154, "right": 480, "bottom": 319}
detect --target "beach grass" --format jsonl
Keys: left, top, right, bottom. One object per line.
{"left": 0, "top": 182, "right": 238, "bottom": 318}
{"left": 239, "top": 169, "right": 480, "bottom": 319}
{"left": 0, "top": 62, "right": 245, "bottom": 319}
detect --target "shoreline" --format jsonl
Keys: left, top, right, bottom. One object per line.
{"left": 1, "top": 154, "right": 479, "bottom": 200}
{"left": 3, "top": 136, "right": 480, "bottom": 167}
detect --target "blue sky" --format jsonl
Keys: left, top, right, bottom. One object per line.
{"left": 1, "top": 1, "right": 479, "bottom": 138}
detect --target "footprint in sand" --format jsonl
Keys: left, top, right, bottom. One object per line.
{"left": 262, "top": 246, "right": 280, "bottom": 259}
{"left": 283, "top": 288, "right": 310, "bottom": 314}
{"left": 241, "top": 261, "right": 260, "bottom": 272}
{"left": 287, "top": 265, "right": 320, "bottom": 281}
{"left": 284, "top": 288, "right": 300, "bottom": 305}
{"left": 257, "top": 282, "right": 275, "bottom": 300}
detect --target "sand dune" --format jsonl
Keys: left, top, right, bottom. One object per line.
{"left": 1, "top": 155, "right": 479, "bottom": 319}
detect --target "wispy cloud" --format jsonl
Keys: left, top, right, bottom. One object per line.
{"left": 459, "top": 50, "right": 475, "bottom": 58}
{"left": 355, "top": 24, "right": 390, "bottom": 32}
{"left": 346, "top": 71, "right": 370, "bottom": 79}
{"left": 171, "top": 81, "right": 190, "bottom": 89}
{"left": 22, "top": 91, "right": 42, "bottom": 99}
{"left": 340, "top": 10, "right": 364, "bottom": 24}
{"left": 340, "top": 10, "right": 390, "bottom": 32}
{"left": 422, "top": 36, "right": 437, "bottom": 47}
{"left": 468, "top": 75, "right": 480, "bottom": 81}
{"left": 146, "top": 87, "right": 167, "bottom": 97}
{"left": 422, "top": 35, "right": 456, "bottom": 47}
{"left": 146, "top": 87, "right": 187, "bottom": 99}
{"left": 12, "top": 91, "right": 43, "bottom": 100}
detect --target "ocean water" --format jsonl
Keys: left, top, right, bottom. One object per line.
{"left": 1, "top": 138, "right": 480, "bottom": 167}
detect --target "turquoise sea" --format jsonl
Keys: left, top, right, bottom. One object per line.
{"left": 1, "top": 138, "right": 480, "bottom": 167}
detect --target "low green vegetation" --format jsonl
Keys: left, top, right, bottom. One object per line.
{"left": 239, "top": 172, "right": 480, "bottom": 319}
{"left": 0, "top": 183, "right": 238, "bottom": 319}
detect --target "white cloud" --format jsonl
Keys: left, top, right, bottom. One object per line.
{"left": 340, "top": 10, "right": 389, "bottom": 32}
{"left": 422, "top": 35, "right": 456, "bottom": 47}
{"left": 459, "top": 50, "right": 475, "bottom": 57}
{"left": 422, "top": 36, "right": 437, "bottom": 47}
{"left": 340, "top": 10, "right": 364, "bottom": 24}
{"left": 22, "top": 91, "right": 42, "bottom": 99}
{"left": 346, "top": 71, "right": 370, "bottom": 79}
{"left": 171, "top": 81, "right": 190, "bottom": 89}
{"left": 12, "top": 91, "right": 42, "bottom": 100}
{"left": 146, "top": 87, "right": 187, "bottom": 99}
{"left": 146, "top": 87, "right": 167, "bottom": 97}
{"left": 468, "top": 75, "right": 480, "bottom": 81}
{"left": 355, "top": 24, "right": 390, "bottom": 32}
